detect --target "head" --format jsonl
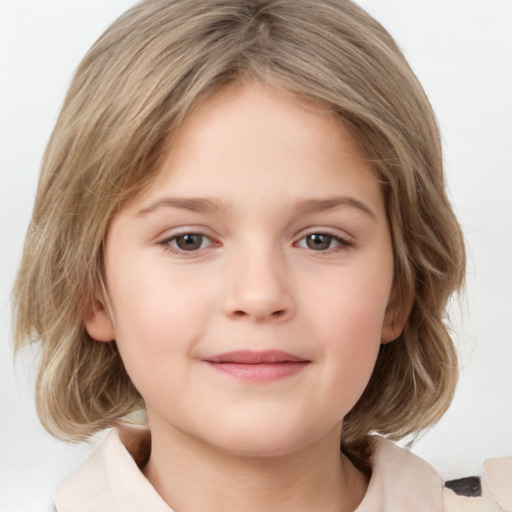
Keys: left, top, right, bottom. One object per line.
{"left": 13, "top": 0, "right": 465, "bottom": 462}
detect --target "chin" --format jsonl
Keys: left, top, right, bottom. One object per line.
{"left": 217, "top": 438, "right": 305, "bottom": 459}
{"left": 205, "top": 420, "right": 327, "bottom": 459}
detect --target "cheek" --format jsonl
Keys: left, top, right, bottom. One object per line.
{"left": 304, "top": 265, "right": 391, "bottom": 396}
{"left": 325, "top": 308, "right": 383, "bottom": 385}
{"left": 306, "top": 264, "right": 392, "bottom": 339}
{"left": 320, "top": 312, "right": 383, "bottom": 418}
{"left": 107, "top": 265, "right": 211, "bottom": 383}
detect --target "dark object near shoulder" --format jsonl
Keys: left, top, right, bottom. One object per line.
{"left": 445, "top": 476, "right": 482, "bottom": 497}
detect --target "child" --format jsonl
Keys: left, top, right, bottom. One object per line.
{"left": 11, "top": 0, "right": 511, "bottom": 510}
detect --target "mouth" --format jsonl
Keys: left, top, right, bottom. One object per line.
{"left": 203, "top": 350, "right": 310, "bottom": 382}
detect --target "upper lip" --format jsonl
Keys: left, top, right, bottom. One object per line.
{"left": 205, "top": 350, "right": 308, "bottom": 364}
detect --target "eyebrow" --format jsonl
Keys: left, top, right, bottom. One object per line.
{"left": 136, "top": 195, "right": 375, "bottom": 219}
{"left": 295, "top": 197, "right": 376, "bottom": 219}
{"left": 136, "top": 197, "right": 226, "bottom": 216}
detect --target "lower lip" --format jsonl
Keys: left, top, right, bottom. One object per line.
{"left": 205, "top": 362, "right": 309, "bottom": 382}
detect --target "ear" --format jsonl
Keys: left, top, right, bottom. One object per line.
{"left": 381, "top": 285, "right": 411, "bottom": 344}
{"left": 84, "top": 295, "right": 115, "bottom": 342}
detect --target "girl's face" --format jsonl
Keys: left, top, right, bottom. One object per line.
{"left": 86, "top": 80, "right": 400, "bottom": 457}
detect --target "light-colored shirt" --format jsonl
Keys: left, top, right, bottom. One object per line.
{"left": 54, "top": 424, "right": 512, "bottom": 511}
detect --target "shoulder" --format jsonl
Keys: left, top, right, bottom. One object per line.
{"left": 365, "top": 436, "right": 512, "bottom": 512}
{"left": 55, "top": 424, "right": 173, "bottom": 512}
{"left": 443, "top": 457, "right": 512, "bottom": 512}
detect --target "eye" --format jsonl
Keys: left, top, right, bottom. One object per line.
{"left": 162, "top": 233, "right": 213, "bottom": 252}
{"left": 297, "top": 233, "right": 351, "bottom": 251}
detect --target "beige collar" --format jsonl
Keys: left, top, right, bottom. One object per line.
{"left": 55, "top": 424, "right": 445, "bottom": 512}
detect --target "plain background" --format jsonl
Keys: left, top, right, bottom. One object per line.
{"left": 1, "top": 1, "right": 511, "bottom": 510}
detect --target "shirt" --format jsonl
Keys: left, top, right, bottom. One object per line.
{"left": 54, "top": 424, "right": 512, "bottom": 511}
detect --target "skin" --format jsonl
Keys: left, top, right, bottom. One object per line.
{"left": 85, "top": 80, "right": 404, "bottom": 512}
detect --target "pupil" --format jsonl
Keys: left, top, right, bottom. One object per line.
{"left": 177, "top": 234, "right": 202, "bottom": 250}
{"left": 307, "top": 234, "right": 331, "bottom": 250}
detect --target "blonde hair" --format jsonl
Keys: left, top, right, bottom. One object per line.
{"left": 13, "top": 0, "right": 465, "bottom": 463}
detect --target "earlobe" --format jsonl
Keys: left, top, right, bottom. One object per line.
{"left": 381, "top": 314, "right": 405, "bottom": 344}
{"left": 380, "top": 286, "right": 411, "bottom": 344}
{"left": 84, "top": 296, "right": 115, "bottom": 342}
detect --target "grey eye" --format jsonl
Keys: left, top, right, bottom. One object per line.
{"left": 305, "top": 234, "right": 333, "bottom": 250}
{"left": 174, "top": 234, "right": 205, "bottom": 251}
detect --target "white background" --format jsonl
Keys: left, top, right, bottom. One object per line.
{"left": 1, "top": 1, "right": 511, "bottom": 510}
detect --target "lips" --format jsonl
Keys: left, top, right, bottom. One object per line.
{"left": 206, "top": 350, "right": 306, "bottom": 364}
{"left": 204, "top": 350, "right": 310, "bottom": 382}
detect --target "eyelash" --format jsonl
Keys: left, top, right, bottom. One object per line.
{"left": 159, "top": 231, "right": 217, "bottom": 255}
{"left": 158, "top": 230, "right": 353, "bottom": 256}
{"left": 295, "top": 231, "right": 353, "bottom": 253}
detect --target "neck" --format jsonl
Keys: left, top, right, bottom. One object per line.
{"left": 142, "top": 421, "right": 367, "bottom": 512}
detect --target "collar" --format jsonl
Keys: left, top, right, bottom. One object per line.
{"left": 55, "top": 424, "right": 444, "bottom": 512}
{"left": 355, "top": 435, "right": 443, "bottom": 511}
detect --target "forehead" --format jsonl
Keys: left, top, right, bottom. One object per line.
{"left": 125, "top": 80, "right": 382, "bottom": 213}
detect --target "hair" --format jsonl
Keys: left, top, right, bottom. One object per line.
{"left": 13, "top": 0, "right": 465, "bottom": 468}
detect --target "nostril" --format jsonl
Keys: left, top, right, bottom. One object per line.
{"left": 229, "top": 308, "right": 287, "bottom": 320}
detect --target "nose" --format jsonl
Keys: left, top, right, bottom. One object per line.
{"left": 222, "top": 246, "right": 295, "bottom": 322}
